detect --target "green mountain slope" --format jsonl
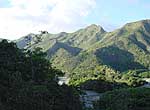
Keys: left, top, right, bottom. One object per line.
{"left": 16, "top": 19, "right": 150, "bottom": 82}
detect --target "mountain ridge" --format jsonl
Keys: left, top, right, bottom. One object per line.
{"left": 1, "top": 19, "right": 150, "bottom": 87}
{"left": 6, "top": 19, "right": 150, "bottom": 75}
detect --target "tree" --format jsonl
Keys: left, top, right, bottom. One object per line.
{"left": 0, "top": 40, "right": 82, "bottom": 110}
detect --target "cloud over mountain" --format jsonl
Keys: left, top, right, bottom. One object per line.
{"left": 0, "top": 0, "right": 96, "bottom": 40}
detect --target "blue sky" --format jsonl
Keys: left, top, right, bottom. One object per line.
{"left": 86, "top": 0, "right": 150, "bottom": 30}
{"left": 0, "top": 0, "right": 149, "bottom": 40}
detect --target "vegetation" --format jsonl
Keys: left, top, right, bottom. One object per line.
{"left": 120, "top": 70, "right": 147, "bottom": 87}
{"left": 94, "top": 88, "right": 150, "bottom": 110}
{"left": 79, "top": 79, "right": 127, "bottom": 93}
{"left": 0, "top": 40, "right": 82, "bottom": 110}
{"left": 2, "top": 19, "right": 150, "bottom": 110}
{"left": 139, "top": 71, "right": 150, "bottom": 78}
{"left": 16, "top": 20, "right": 150, "bottom": 89}
{"left": 69, "top": 65, "right": 146, "bottom": 92}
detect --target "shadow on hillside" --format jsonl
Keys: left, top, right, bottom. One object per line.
{"left": 129, "top": 34, "right": 148, "bottom": 52}
{"left": 95, "top": 45, "right": 146, "bottom": 72}
{"left": 47, "top": 42, "right": 82, "bottom": 57}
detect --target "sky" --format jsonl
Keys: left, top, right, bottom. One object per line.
{"left": 0, "top": 0, "right": 150, "bottom": 40}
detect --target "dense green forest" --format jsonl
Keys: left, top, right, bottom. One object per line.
{"left": 0, "top": 40, "right": 82, "bottom": 110}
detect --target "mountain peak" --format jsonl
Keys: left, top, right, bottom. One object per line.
{"left": 86, "top": 24, "right": 106, "bottom": 33}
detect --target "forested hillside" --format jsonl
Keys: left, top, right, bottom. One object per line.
{"left": 16, "top": 20, "right": 150, "bottom": 87}
{"left": 0, "top": 40, "right": 82, "bottom": 110}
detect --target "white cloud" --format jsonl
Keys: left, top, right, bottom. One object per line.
{"left": 0, "top": 0, "right": 96, "bottom": 40}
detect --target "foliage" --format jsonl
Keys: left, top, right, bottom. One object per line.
{"left": 0, "top": 40, "right": 82, "bottom": 110}
{"left": 68, "top": 65, "right": 120, "bottom": 86}
{"left": 94, "top": 88, "right": 150, "bottom": 110}
{"left": 79, "top": 79, "right": 127, "bottom": 93}
{"left": 139, "top": 71, "right": 150, "bottom": 78}
{"left": 121, "top": 70, "right": 147, "bottom": 86}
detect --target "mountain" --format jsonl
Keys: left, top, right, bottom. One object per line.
{"left": 16, "top": 20, "right": 150, "bottom": 81}
{"left": 1, "top": 21, "right": 149, "bottom": 110}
